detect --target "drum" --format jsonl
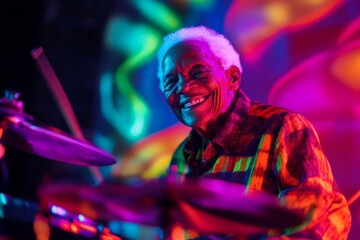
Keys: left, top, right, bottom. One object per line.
{"left": 37, "top": 178, "right": 306, "bottom": 239}
{"left": 0, "top": 193, "right": 122, "bottom": 240}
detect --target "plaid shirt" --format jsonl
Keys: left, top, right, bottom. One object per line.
{"left": 169, "top": 90, "right": 351, "bottom": 239}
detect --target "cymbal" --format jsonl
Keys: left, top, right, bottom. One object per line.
{"left": 38, "top": 178, "right": 305, "bottom": 236}
{"left": 0, "top": 115, "right": 116, "bottom": 166}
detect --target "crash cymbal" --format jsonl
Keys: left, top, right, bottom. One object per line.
{"left": 38, "top": 178, "right": 305, "bottom": 236}
{"left": 0, "top": 115, "right": 116, "bottom": 166}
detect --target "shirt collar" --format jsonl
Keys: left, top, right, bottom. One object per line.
{"left": 212, "top": 89, "right": 251, "bottom": 153}
{"left": 184, "top": 89, "right": 251, "bottom": 160}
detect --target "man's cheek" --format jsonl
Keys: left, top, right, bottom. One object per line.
{"left": 166, "top": 94, "right": 176, "bottom": 106}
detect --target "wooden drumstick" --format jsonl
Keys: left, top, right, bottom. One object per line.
{"left": 31, "top": 47, "right": 103, "bottom": 184}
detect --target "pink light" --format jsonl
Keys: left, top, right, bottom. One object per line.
{"left": 100, "top": 227, "right": 121, "bottom": 240}
{"left": 75, "top": 220, "right": 98, "bottom": 234}
{"left": 224, "top": 0, "right": 345, "bottom": 60}
{"left": 56, "top": 218, "right": 71, "bottom": 231}
{"left": 70, "top": 223, "right": 80, "bottom": 234}
{"left": 51, "top": 205, "right": 67, "bottom": 216}
{"left": 6, "top": 116, "right": 21, "bottom": 124}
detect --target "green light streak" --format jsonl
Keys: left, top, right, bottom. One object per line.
{"left": 189, "top": 0, "right": 215, "bottom": 8}
{"left": 101, "top": 17, "right": 162, "bottom": 140}
{"left": 114, "top": 28, "right": 160, "bottom": 138}
{"left": 0, "top": 193, "right": 6, "bottom": 219}
{"left": 0, "top": 193, "right": 6, "bottom": 205}
{"left": 131, "top": 0, "right": 181, "bottom": 31}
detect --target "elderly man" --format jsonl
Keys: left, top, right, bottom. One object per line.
{"left": 157, "top": 26, "right": 351, "bottom": 239}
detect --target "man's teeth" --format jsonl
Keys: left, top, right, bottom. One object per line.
{"left": 184, "top": 97, "right": 205, "bottom": 108}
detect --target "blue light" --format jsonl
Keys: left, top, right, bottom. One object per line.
{"left": 51, "top": 205, "right": 66, "bottom": 216}
{"left": 0, "top": 193, "right": 7, "bottom": 205}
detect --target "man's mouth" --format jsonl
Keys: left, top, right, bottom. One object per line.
{"left": 180, "top": 95, "right": 209, "bottom": 109}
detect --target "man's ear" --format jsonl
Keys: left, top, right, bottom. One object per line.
{"left": 226, "top": 65, "right": 241, "bottom": 91}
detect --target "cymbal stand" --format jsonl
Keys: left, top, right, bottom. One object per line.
{"left": 0, "top": 90, "right": 25, "bottom": 192}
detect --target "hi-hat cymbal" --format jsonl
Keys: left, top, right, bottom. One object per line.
{"left": 38, "top": 178, "right": 305, "bottom": 236}
{"left": 0, "top": 115, "right": 116, "bottom": 166}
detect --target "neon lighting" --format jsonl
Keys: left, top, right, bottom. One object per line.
{"left": 101, "top": 17, "right": 163, "bottom": 141}
{"left": 100, "top": 72, "right": 134, "bottom": 139}
{"left": 171, "top": 223, "right": 185, "bottom": 240}
{"left": 265, "top": 2, "right": 289, "bottom": 26}
{"left": 70, "top": 223, "right": 80, "bottom": 234}
{"left": 13, "top": 198, "right": 23, "bottom": 207}
{"left": 77, "top": 222, "right": 98, "bottom": 234}
{"left": 189, "top": 0, "right": 215, "bottom": 7}
{"left": 51, "top": 205, "right": 66, "bottom": 216}
{"left": 58, "top": 219, "right": 71, "bottom": 231}
{"left": 224, "top": 0, "right": 345, "bottom": 60}
{"left": 0, "top": 193, "right": 7, "bottom": 205}
{"left": 78, "top": 214, "right": 85, "bottom": 222}
{"left": 7, "top": 116, "right": 21, "bottom": 124}
{"left": 115, "top": 65, "right": 149, "bottom": 137}
{"left": 101, "top": 228, "right": 121, "bottom": 240}
{"left": 337, "top": 17, "right": 360, "bottom": 45}
{"left": 131, "top": 0, "right": 181, "bottom": 31}
{"left": 0, "top": 193, "right": 5, "bottom": 219}
{"left": 101, "top": 236, "right": 121, "bottom": 240}
{"left": 111, "top": 123, "right": 190, "bottom": 178}
{"left": 113, "top": 27, "right": 158, "bottom": 138}
{"left": 331, "top": 49, "right": 360, "bottom": 91}
{"left": 93, "top": 132, "right": 116, "bottom": 154}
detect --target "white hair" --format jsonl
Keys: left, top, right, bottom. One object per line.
{"left": 157, "top": 25, "right": 242, "bottom": 92}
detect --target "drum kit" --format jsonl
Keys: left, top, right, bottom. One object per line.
{"left": 0, "top": 91, "right": 306, "bottom": 239}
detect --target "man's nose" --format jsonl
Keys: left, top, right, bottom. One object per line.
{"left": 176, "top": 75, "right": 192, "bottom": 93}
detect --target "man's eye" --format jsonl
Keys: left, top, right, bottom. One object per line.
{"left": 193, "top": 71, "right": 202, "bottom": 78}
{"left": 192, "top": 69, "right": 208, "bottom": 79}
{"left": 164, "top": 79, "right": 176, "bottom": 92}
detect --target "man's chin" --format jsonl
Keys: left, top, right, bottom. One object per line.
{"left": 177, "top": 108, "right": 211, "bottom": 128}
{"left": 182, "top": 117, "right": 206, "bottom": 129}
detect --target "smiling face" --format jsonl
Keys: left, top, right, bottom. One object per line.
{"left": 161, "top": 39, "right": 240, "bottom": 137}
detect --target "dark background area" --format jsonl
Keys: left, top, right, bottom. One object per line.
{"left": 0, "top": 0, "right": 114, "bottom": 198}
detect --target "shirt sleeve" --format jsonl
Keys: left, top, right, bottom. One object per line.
{"left": 274, "top": 113, "right": 351, "bottom": 239}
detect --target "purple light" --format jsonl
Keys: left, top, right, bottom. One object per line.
{"left": 51, "top": 205, "right": 67, "bottom": 216}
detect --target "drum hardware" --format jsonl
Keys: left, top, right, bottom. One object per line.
{"left": 0, "top": 193, "right": 121, "bottom": 239}
{"left": 38, "top": 178, "right": 306, "bottom": 238}
{"left": 0, "top": 90, "right": 116, "bottom": 166}
{"left": 0, "top": 192, "right": 38, "bottom": 224}
{"left": 0, "top": 89, "right": 117, "bottom": 238}
{"left": 43, "top": 204, "right": 120, "bottom": 239}
{"left": 0, "top": 91, "right": 32, "bottom": 121}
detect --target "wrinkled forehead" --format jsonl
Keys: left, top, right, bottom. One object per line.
{"left": 161, "top": 39, "right": 218, "bottom": 71}
{"left": 163, "top": 39, "right": 213, "bottom": 60}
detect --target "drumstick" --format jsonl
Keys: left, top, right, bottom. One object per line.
{"left": 347, "top": 189, "right": 360, "bottom": 206}
{"left": 31, "top": 47, "right": 103, "bottom": 184}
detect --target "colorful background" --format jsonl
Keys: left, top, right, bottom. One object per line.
{"left": 1, "top": 0, "right": 360, "bottom": 239}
